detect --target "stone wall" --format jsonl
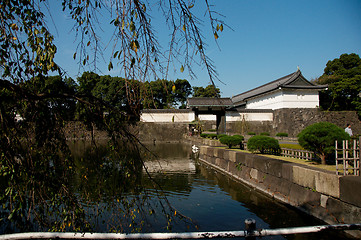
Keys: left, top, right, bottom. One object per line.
{"left": 273, "top": 109, "right": 361, "bottom": 137}
{"left": 198, "top": 146, "right": 361, "bottom": 238}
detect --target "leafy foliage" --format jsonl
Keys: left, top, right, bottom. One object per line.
{"left": 142, "top": 79, "right": 192, "bottom": 109}
{"left": 219, "top": 135, "right": 244, "bottom": 149}
{"left": 192, "top": 85, "right": 221, "bottom": 98}
{"left": 276, "top": 132, "right": 288, "bottom": 137}
{"left": 297, "top": 122, "right": 350, "bottom": 164}
{"left": 247, "top": 135, "right": 281, "bottom": 154}
{"left": 0, "top": 0, "right": 226, "bottom": 233}
{"left": 315, "top": 53, "right": 361, "bottom": 116}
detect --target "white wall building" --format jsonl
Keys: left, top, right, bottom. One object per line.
{"left": 140, "top": 69, "right": 327, "bottom": 124}
{"left": 232, "top": 69, "right": 327, "bottom": 110}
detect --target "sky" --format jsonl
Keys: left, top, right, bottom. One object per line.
{"left": 49, "top": 0, "right": 361, "bottom": 98}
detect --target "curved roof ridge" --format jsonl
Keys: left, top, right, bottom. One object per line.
{"left": 231, "top": 69, "right": 327, "bottom": 105}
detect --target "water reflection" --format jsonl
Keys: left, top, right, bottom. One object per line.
{"left": 1, "top": 141, "right": 352, "bottom": 239}
{"left": 141, "top": 142, "right": 351, "bottom": 240}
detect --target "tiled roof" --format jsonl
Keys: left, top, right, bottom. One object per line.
{"left": 187, "top": 97, "right": 233, "bottom": 107}
{"left": 141, "top": 109, "right": 191, "bottom": 113}
{"left": 232, "top": 70, "right": 327, "bottom": 106}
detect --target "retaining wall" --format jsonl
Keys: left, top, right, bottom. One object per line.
{"left": 198, "top": 146, "right": 361, "bottom": 238}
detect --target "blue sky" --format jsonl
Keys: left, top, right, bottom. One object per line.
{"left": 50, "top": 0, "right": 361, "bottom": 97}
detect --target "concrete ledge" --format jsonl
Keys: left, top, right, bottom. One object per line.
{"left": 198, "top": 145, "right": 361, "bottom": 238}
{"left": 340, "top": 176, "right": 361, "bottom": 207}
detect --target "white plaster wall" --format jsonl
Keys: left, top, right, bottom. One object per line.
{"left": 198, "top": 114, "right": 216, "bottom": 121}
{"left": 246, "top": 90, "right": 284, "bottom": 110}
{"left": 226, "top": 112, "right": 273, "bottom": 122}
{"left": 282, "top": 90, "right": 320, "bottom": 108}
{"left": 246, "top": 89, "right": 320, "bottom": 110}
{"left": 141, "top": 112, "right": 195, "bottom": 122}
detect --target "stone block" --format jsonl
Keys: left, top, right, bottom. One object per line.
{"left": 262, "top": 174, "right": 282, "bottom": 193}
{"left": 292, "top": 165, "right": 317, "bottom": 189}
{"left": 228, "top": 161, "right": 238, "bottom": 176}
{"left": 214, "top": 148, "right": 223, "bottom": 158}
{"left": 215, "top": 157, "right": 221, "bottom": 166}
{"left": 282, "top": 163, "right": 293, "bottom": 182}
{"left": 228, "top": 151, "right": 237, "bottom": 162}
{"left": 199, "top": 146, "right": 208, "bottom": 156}
{"left": 327, "top": 197, "right": 361, "bottom": 224}
{"left": 265, "top": 158, "right": 284, "bottom": 178}
{"left": 339, "top": 176, "right": 361, "bottom": 207}
{"left": 218, "top": 158, "right": 229, "bottom": 170}
{"left": 253, "top": 156, "right": 268, "bottom": 173}
{"left": 315, "top": 171, "right": 340, "bottom": 198}
{"left": 289, "top": 183, "right": 320, "bottom": 207}
{"left": 250, "top": 168, "right": 258, "bottom": 180}
{"left": 208, "top": 156, "right": 216, "bottom": 165}
{"left": 223, "top": 150, "right": 230, "bottom": 161}
{"left": 244, "top": 154, "right": 255, "bottom": 168}
{"left": 235, "top": 151, "right": 246, "bottom": 163}
{"left": 206, "top": 147, "right": 214, "bottom": 156}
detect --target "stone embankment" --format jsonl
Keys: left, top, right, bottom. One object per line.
{"left": 191, "top": 138, "right": 361, "bottom": 238}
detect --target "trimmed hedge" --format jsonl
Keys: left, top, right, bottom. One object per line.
{"left": 247, "top": 135, "right": 280, "bottom": 154}
{"left": 276, "top": 132, "right": 288, "bottom": 137}
{"left": 260, "top": 132, "right": 270, "bottom": 136}
{"left": 219, "top": 135, "right": 244, "bottom": 149}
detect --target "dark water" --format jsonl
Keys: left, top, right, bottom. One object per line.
{"left": 1, "top": 141, "right": 352, "bottom": 239}
{"left": 140, "top": 142, "right": 352, "bottom": 239}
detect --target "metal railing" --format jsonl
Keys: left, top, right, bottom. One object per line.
{"left": 1, "top": 219, "right": 360, "bottom": 240}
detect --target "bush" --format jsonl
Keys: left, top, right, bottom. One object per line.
{"left": 217, "top": 134, "right": 227, "bottom": 139}
{"left": 247, "top": 135, "right": 280, "bottom": 154}
{"left": 260, "top": 132, "right": 270, "bottom": 136}
{"left": 248, "top": 132, "right": 256, "bottom": 135}
{"left": 219, "top": 135, "right": 244, "bottom": 149}
{"left": 208, "top": 133, "right": 218, "bottom": 139}
{"left": 276, "top": 132, "right": 288, "bottom": 137}
{"left": 298, "top": 122, "right": 350, "bottom": 164}
{"left": 200, "top": 133, "right": 208, "bottom": 138}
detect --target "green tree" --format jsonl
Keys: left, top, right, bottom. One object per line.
{"left": 297, "top": 122, "right": 350, "bottom": 165}
{"left": 174, "top": 79, "right": 192, "bottom": 108}
{"left": 0, "top": 0, "right": 226, "bottom": 233}
{"left": 193, "top": 85, "right": 221, "bottom": 97}
{"left": 247, "top": 135, "right": 281, "bottom": 155}
{"left": 316, "top": 53, "right": 361, "bottom": 115}
{"left": 219, "top": 135, "right": 244, "bottom": 149}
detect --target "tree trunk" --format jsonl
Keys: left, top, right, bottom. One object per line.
{"left": 320, "top": 154, "right": 326, "bottom": 165}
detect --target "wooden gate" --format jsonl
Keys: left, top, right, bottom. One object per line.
{"left": 335, "top": 138, "right": 360, "bottom": 176}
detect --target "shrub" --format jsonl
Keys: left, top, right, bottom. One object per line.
{"left": 248, "top": 132, "right": 256, "bottom": 135}
{"left": 207, "top": 129, "right": 217, "bottom": 132}
{"left": 232, "top": 135, "right": 245, "bottom": 149}
{"left": 219, "top": 135, "right": 244, "bottom": 149}
{"left": 298, "top": 122, "right": 350, "bottom": 165}
{"left": 217, "top": 134, "right": 227, "bottom": 139}
{"left": 260, "top": 132, "right": 270, "bottom": 136}
{"left": 200, "top": 133, "right": 208, "bottom": 138}
{"left": 208, "top": 133, "right": 218, "bottom": 139}
{"left": 247, "top": 135, "right": 280, "bottom": 154}
{"left": 276, "top": 132, "right": 288, "bottom": 137}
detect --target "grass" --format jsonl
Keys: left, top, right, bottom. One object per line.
{"left": 200, "top": 137, "right": 338, "bottom": 173}
{"left": 214, "top": 146, "right": 338, "bottom": 173}
{"left": 279, "top": 143, "right": 305, "bottom": 150}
